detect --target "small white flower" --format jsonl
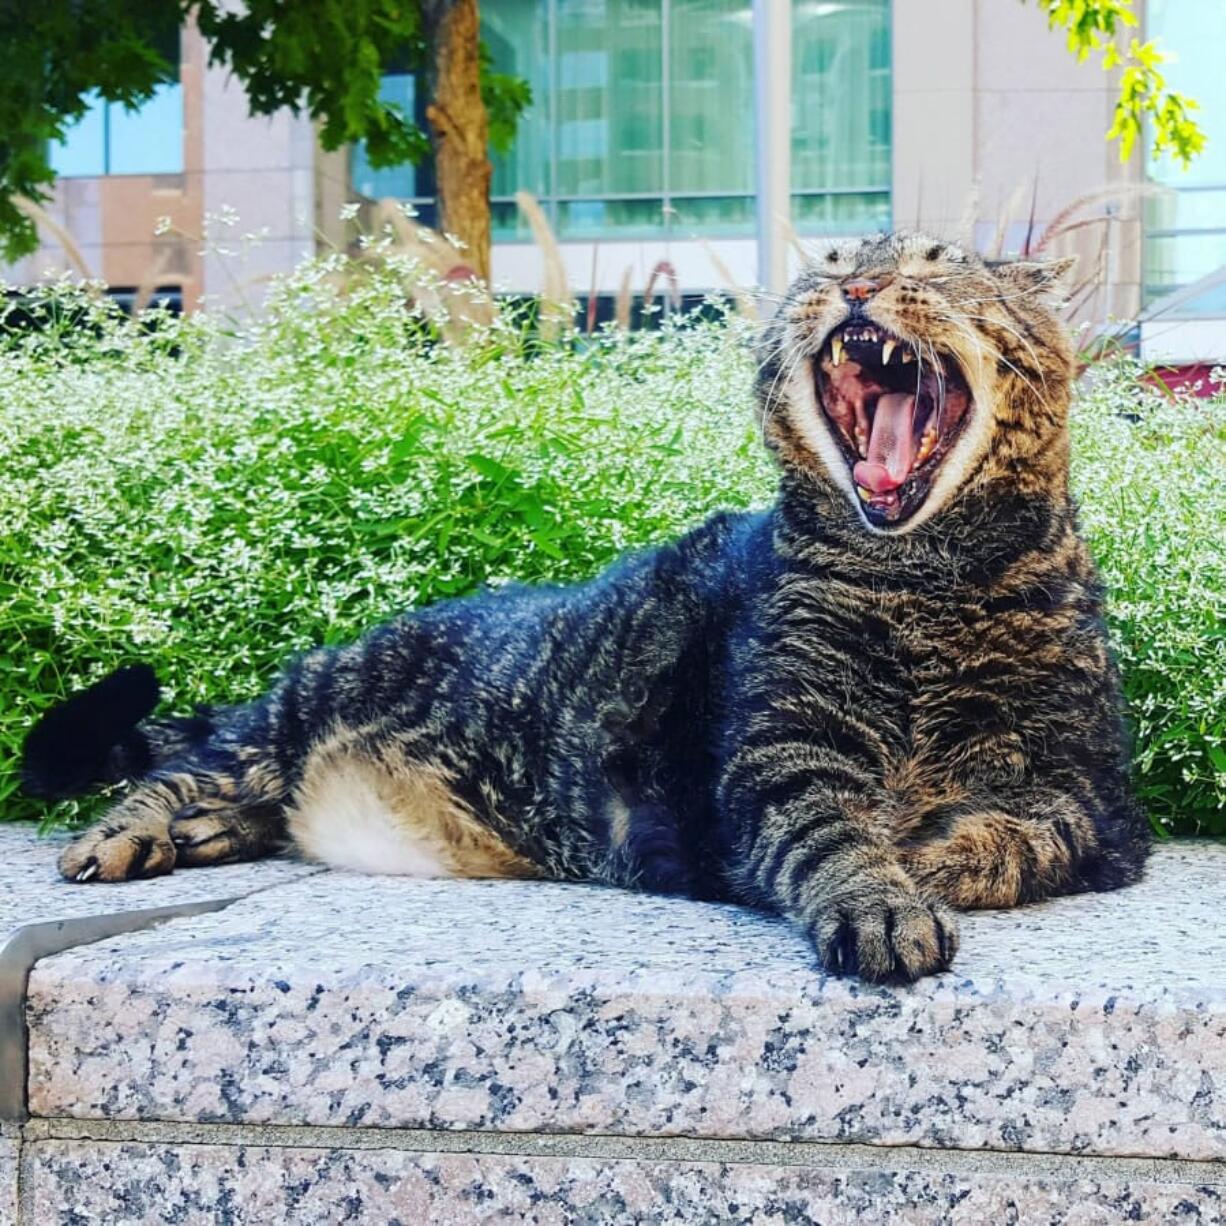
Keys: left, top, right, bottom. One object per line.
{"left": 339, "top": 202, "right": 362, "bottom": 222}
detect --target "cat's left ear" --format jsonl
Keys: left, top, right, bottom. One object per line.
{"left": 986, "top": 255, "right": 1076, "bottom": 304}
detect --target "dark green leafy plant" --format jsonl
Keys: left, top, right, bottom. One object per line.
{"left": 0, "top": 0, "right": 530, "bottom": 262}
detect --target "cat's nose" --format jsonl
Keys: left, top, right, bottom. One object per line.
{"left": 842, "top": 278, "right": 882, "bottom": 303}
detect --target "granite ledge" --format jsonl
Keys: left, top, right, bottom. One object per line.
{"left": 24, "top": 842, "right": 1226, "bottom": 1162}
{"left": 19, "top": 1137, "right": 1226, "bottom": 1226}
{"left": 0, "top": 825, "right": 321, "bottom": 1124}
{"left": 0, "top": 826, "right": 319, "bottom": 944}
{"left": 0, "top": 1131, "right": 16, "bottom": 1226}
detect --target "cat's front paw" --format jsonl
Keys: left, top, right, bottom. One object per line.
{"left": 811, "top": 887, "right": 959, "bottom": 983}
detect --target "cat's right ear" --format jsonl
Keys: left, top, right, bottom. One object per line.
{"left": 985, "top": 255, "right": 1076, "bottom": 305}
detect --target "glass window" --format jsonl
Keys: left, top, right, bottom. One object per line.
{"left": 792, "top": 0, "right": 891, "bottom": 198}
{"left": 352, "top": 74, "right": 423, "bottom": 199}
{"left": 107, "top": 83, "right": 184, "bottom": 175}
{"left": 49, "top": 93, "right": 108, "bottom": 177}
{"left": 555, "top": 0, "right": 664, "bottom": 200}
{"left": 484, "top": 0, "right": 550, "bottom": 237}
{"left": 49, "top": 32, "right": 183, "bottom": 179}
{"left": 355, "top": 0, "right": 892, "bottom": 242}
{"left": 793, "top": 188, "right": 889, "bottom": 232}
{"left": 669, "top": 0, "right": 754, "bottom": 199}
{"left": 1144, "top": 0, "right": 1226, "bottom": 310}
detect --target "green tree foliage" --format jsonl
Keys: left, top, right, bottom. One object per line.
{"left": 1040, "top": 0, "right": 1208, "bottom": 166}
{"left": 0, "top": 0, "right": 530, "bottom": 262}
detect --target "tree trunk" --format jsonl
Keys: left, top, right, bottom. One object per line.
{"left": 423, "top": 0, "right": 492, "bottom": 282}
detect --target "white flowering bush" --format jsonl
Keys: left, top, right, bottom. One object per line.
{"left": 0, "top": 261, "right": 1222, "bottom": 835}
{"left": 1070, "top": 364, "right": 1226, "bottom": 835}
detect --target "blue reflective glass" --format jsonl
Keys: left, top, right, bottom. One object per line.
{"left": 792, "top": 0, "right": 892, "bottom": 197}
{"left": 486, "top": 0, "right": 550, "bottom": 203}
{"left": 555, "top": 0, "right": 664, "bottom": 199}
{"left": 669, "top": 0, "right": 755, "bottom": 199}
{"left": 353, "top": 74, "right": 421, "bottom": 199}
{"left": 358, "top": 0, "right": 894, "bottom": 240}
{"left": 108, "top": 83, "right": 184, "bottom": 174}
{"left": 49, "top": 92, "right": 106, "bottom": 178}
{"left": 1145, "top": 0, "right": 1226, "bottom": 304}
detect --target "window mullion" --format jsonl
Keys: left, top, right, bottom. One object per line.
{"left": 662, "top": 0, "right": 671, "bottom": 221}
{"left": 547, "top": 0, "right": 559, "bottom": 228}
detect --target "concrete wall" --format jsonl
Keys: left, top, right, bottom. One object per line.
{"left": 892, "top": 0, "right": 1145, "bottom": 321}
{"left": 198, "top": 46, "right": 315, "bottom": 311}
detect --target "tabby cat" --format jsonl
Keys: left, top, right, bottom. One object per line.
{"left": 25, "top": 232, "right": 1149, "bottom": 983}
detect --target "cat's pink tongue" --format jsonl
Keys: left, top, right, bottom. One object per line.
{"left": 852, "top": 392, "right": 918, "bottom": 494}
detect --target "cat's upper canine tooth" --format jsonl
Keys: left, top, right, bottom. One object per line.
{"left": 830, "top": 336, "right": 845, "bottom": 366}
{"left": 881, "top": 340, "right": 896, "bottom": 364}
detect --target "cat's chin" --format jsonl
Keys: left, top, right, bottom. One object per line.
{"left": 813, "top": 322, "right": 973, "bottom": 528}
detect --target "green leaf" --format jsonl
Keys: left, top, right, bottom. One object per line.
{"left": 465, "top": 452, "right": 516, "bottom": 484}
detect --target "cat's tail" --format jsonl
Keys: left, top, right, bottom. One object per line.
{"left": 21, "top": 664, "right": 214, "bottom": 800}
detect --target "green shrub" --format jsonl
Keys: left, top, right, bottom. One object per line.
{"left": 1069, "top": 362, "right": 1226, "bottom": 836}
{"left": 1, "top": 264, "right": 1222, "bottom": 834}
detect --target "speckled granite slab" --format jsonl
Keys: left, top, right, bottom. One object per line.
{"left": 0, "top": 825, "right": 317, "bottom": 942}
{"left": 19, "top": 1138, "right": 1226, "bottom": 1225}
{"left": 25, "top": 843, "right": 1226, "bottom": 1161}
{"left": 0, "top": 1133, "right": 15, "bottom": 1226}
{"left": 1, "top": 824, "right": 320, "bottom": 1123}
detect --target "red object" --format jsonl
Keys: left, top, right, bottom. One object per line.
{"left": 1143, "top": 364, "right": 1223, "bottom": 399}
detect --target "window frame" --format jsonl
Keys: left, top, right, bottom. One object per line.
{"left": 48, "top": 27, "right": 185, "bottom": 181}
{"left": 354, "top": 0, "right": 893, "bottom": 242}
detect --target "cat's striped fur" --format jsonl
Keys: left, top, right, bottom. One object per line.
{"left": 29, "top": 232, "right": 1149, "bottom": 982}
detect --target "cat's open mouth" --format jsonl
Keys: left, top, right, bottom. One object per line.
{"left": 814, "top": 322, "right": 973, "bottom": 527}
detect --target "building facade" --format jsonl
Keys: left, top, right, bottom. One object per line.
{"left": 6, "top": 0, "right": 1224, "bottom": 357}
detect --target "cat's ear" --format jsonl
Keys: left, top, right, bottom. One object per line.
{"left": 986, "top": 255, "right": 1076, "bottom": 304}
